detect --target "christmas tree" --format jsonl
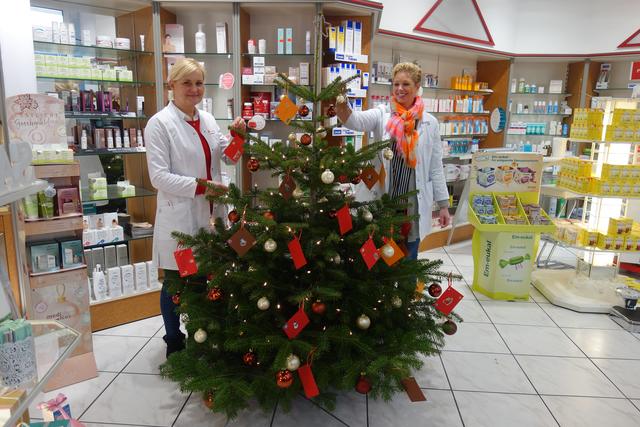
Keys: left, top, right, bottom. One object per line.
{"left": 160, "top": 15, "right": 462, "bottom": 418}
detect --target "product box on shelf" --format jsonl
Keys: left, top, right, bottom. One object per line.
{"left": 134, "top": 262, "right": 147, "bottom": 291}
{"left": 58, "top": 239, "right": 84, "bottom": 268}
{"left": 107, "top": 266, "right": 122, "bottom": 298}
{"left": 163, "top": 24, "right": 184, "bottom": 53}
{"left": 29, "top": 241, "right": 60, "bottom": 273}
{"left": 121, "top": 264, "right": 135, "bottom": 295}
{"left": 55, "top": 186, "right": 81, "bottom": 216}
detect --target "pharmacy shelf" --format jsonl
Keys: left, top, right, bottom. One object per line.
{"left": 506, "top": 133, "right": 565, "bottom": 137}
{"left": 24, "top": 213, "right": 83, "bottom": 236}
{"left": 543, "top": 156, "right": 564, "bottom": 163}
{"left": 164, "top": 52, "right": 232, "bottom": 57}
{"left": 75, "top": 148, "right": 146, "bottom": 156}
{"left": 542, "top": 235, "right": 639, "bottom": 254}
{"left": 241, "top": 53, "right": 312, "bottom": 57}
{"left": 36, "top": 76, "right": 154, "bottom": 86}
{"left": 443, "top": 153, "right": 473, "bottom": 161}
{"left": 429, "top": 111, "right": 490, "bottom": 116}
{"left": 0, "top": 180, "right": 48, "bottom": 207}
{"left": 84, "top": 232, "right": 153, "bottom": 250}
{"left": 33, "top": 41, "right": 151, "bottom": 58}
{"left": 509, "top": 92, "right": 571, "bottom": 97}
{"left": 441, "top": 134, "right": 488, "bottom": 139}
{"left": 593, "top": 87, "right": 636, "bottom": 92}
{"left": 81, "top": 185, "right": 155, "bottom": 202}
{"left": 65, "top": 112, "right": 147, "bottom": 120}
{"left": 540, "top": 184, "right": 640, "bottom": 200}
{"left": 90, "top": 286, "right": 160, "bottom": 307}
{"left": 510, "top": 113, "right": 571, "bottom": 116}
{"left": 29, "top": 264, "right": 87, "bottom": 277}
{"left": 569, "top": 138, "right": 640, "bottom": 145}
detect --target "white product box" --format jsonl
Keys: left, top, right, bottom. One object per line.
{"left": 299, "top": 62, "right": 309, "bottom": 85}
{"left": 103, "top": 212, "right": 118, "bottom": 228}
{"left": 83, "top": 230, "right": 97, "bottom": 247}
{"left": 343, "top": 20, "right": 353, "bottom": 55}
{"left": 134, "top": 262, "right": 148, "bottom": 290}
{"left": 32, "top": 25, "right": 52, "bottom": 42}
{"left": 253, "top": 66, "right": 265, "bottom": 75}
{"left": 285, "top": 28, "right": 293, "bottom": 54}
{"left": 242, "top": 75, "right": 256, "bottom": 85}
{"left": 146, "top": 261, "right": 159, "bottom": 289}
{"left": 104, "top": 245, "right": 117, "bottom": 269}
{"left": 337, "top": 26, "right": 345, "bottom": 54}
{"left": 121, "top": 265, "right": 135, "bottom": 295}
{"left": 94, "top": 228, "right": 108, "bottom": 245}
{"left": 329, "top": 27, "right": 337, "bottom": 51}
{"left": 549, "top": 80, "right": 563, "bottom": 94}
{"left": 116, "top": 244, "right": 128, "bottom": 266}
{"left": 216, "top": 22, "right": 228, "bottom": 54}
{"left": 91, "top": 247, "right": 105, "bottom": 268}
{"left": 253, "top": 74, "right": 264, "bottom": 84}
{"left": 353, "top": 21, "right": 362, "bottom": 55}
{"left": 277, "top": 28, "right": 285, "bottom": 54}
{"left": 252, "top": 56, "right": 265, "bottom": 67}
{"left": 107, "top": 267, "right": 122, "bottom": 298}
{"left": 88, "top": 214, "right": 104, "bottom": 229}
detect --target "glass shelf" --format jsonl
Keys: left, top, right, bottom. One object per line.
{"left": 510, "top": 113, "right": 571, "bottom": 116}
{"left": 84, "top": 232, "right": 153, "bottom": 250}
{"left": 163, "top": 82, "right": 221, "bottom": 87}
{"left": 74, "top": 148, "right": 146, "bottom": 156}
{"left": 509, "top": 92, "right": 571, "bottom": 96}
{"left": 163, "top": 52, "right": 232, "bottom": 57}
{"left": 593, "top": 87, "right": 635, "bottom": 92}
{"left": 81, "top": 185, "right": 155, "bottom": 202}
{"left": 241, "top": 53, "right": 313, "bottom": 57}
{"left": 37, "top": 76, "right": 154, "bottom": 86}
{"left": 2, "top": 320, "right": 80, "bottom": 427}
{"left": 506, "top": 133, "right": 565, "bottom": 137}
{"left": 65, "top": 112, "right": 146, "bottom": 120}
{"left": 33, "top": 41, "right": 151, "bottom": 58}
{"left": 543, "top": 235, "right": 640, "bottom": 254}
{"left": 429, "top": 111, "right": 490, "bottom": 115}
{"left": 371, "top": 83, "right": 494, "bottom": 96}
{"left": 441, "top": 134, "right": 488, "bottom": 139}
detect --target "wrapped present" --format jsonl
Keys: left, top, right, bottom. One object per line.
{"left": 39, "top": 394, "right": 85, "bottom": 427}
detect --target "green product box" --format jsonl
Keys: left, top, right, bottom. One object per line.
{"left": 29, "top": 241, "right": 60, "bottom": 273}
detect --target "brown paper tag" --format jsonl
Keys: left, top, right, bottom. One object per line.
{"left": 361, "top": 166, "right": 379, "bottom": 190}
{"left": 279, "top": 174, "right": 296, "bottom": 200}
{"left": 227, "top": 227, "right": 256, "bottom": 257}
{"left": 401, "top": 377, "right": 426, "bottom": 402}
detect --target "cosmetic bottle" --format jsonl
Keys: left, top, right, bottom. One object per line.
{"left": 195, "top": 24, "right": 206, "bottom": 53}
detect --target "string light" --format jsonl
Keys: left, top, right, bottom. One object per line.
{"left": 277, "top": 304, "right": 281, "bottom": 309}
{"left": 234, "top": 305, "right": 239, "bottom": 309}
{"left": 322, "top": 326, "right": 327, "bottom": 331}
{"left": 316, "top": 240, "right": 322, "bottom": 245}
{"left": 230, "top": 293, "right": 234, "bottom": 298}
{"left": 349, "top": 330, "right": 353, "bottom": 336}
{"left": 263, "top": 282, "right": 268, "bottom": 287}
{"left": 336, "top": 308, "right": 341, "bottom": 313}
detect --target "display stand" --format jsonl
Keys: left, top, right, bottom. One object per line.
{"left": 467, "top": 152, "right": 554, "bottom": 300}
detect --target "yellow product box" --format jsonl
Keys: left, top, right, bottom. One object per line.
{"left": 597, "top": 232, "right": 615, "bottom": 250}
{"left": 614, "top": 235, "right": 625, "bottom": 250}
{"left": 630, "top": 165, "right": 640, "bottom": 179}
{"left": 601, "top": 163, "right": 619, "bottom": 180}
{"left": 580, "top": 228, "right": 599, "bottom": 247}
{"left": 610, "top": 181, "right": 622, "bottom": 195}
{"left": 611, "top": 109, "right": 636, "bottom": 126}
{"left": 608, "top": 217, "right": 633, "bottom": 235}
{"left": 621, "top": 180, "right": 632, "bottom": 196}
{"left": 563, "top": 225, "right": 580, "bottom": 245}
{"left": 624, "top": 235, "right": 637, "bottom": 251}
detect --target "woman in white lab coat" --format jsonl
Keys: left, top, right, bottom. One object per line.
{"left": 145, "top": 58, "right": 245, "bottom": 356}
{"left": 336, "top": 62, "right": 450, "bottom": 259}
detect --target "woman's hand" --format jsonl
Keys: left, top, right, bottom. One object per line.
{"left": 439, "top": 207, "right": 451, "bottom": 228}
{"left": 335, "top": 99, "right": 352, "bottom": 124}
{"left": 205, "top": 181, "right": 228, "bottom": 197}
{"left": 230, "top": 116, "right": 246, "bottom": 133}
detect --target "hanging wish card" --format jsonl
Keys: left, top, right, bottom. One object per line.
{"left": 336, "top": 204, "right": 353, "bottom": 235}
{"left": 279, "top": 174, "right": 296, "bottom": 200}
{"left": 223, "top": 131, "right": 244, "bottom": 163}
{"left": 361, "top": 166, "right": 379, "bottom": 190}
{"left": 283, "top": 306, "right": 309, "bottom": 339}
{"left": 381, "top": 238, "right": 404, "bottom": 266}
{"left": 174, "top": 247, "right": 198, "bottom": 277}
{"left": 298, "top": 364, "right": 320, "bottom": 398}
{"left": 288, "top": 234, "right": 307, "bottom": 269}
{"left": 360, "top": 236, "right": 380, "bottom": 270}
{"left": 227, "top": 227, "right": 257, "bottom": 257}
{"left": 275, "top": 95, "right": 298, "bottom": 124}
{"left": 433, "top": 286, "right": 464, "bottom": 315}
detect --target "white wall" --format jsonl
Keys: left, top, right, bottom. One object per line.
{"left": 378, "top": 0, "right": 640, "bottom": 55}
{"left": 0, "top": 0, "right": 36, "bottom": 96}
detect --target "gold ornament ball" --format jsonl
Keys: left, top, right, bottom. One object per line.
{"left": 383, "top": 147, "right": 394, "bottom": 160}
{"left": 264, "top": 238, "right": 277, "bottom": 252}
{"left": 293, "top": 188, "right": 304, "bottom": 199}
{"left": 357, "top": 314, "right": 371, "bottom": 330}
{"left": 381, "top": 244, "right": 395, "bottom": 258}
{"left": 391, "top": 296, "right": 403, "bottom": 308}
{"left": 286, "top": 354, "right": 301, "bottom": 371}
{"left": 194, "top": 328, "right": 207, "bottom": 343}
{"left": 321, "top": 169, "right": 335, "bottom": 184}
{"left": 257, "top": 296, "right": 270, "bottom": 310}
{"left": 362, "top": 210, "right": 373, "bottom": 222}
{"left": 316, "top": 126, "right": 327, "bottom": 139}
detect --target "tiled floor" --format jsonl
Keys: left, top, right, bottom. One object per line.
{"left": 28, "top": 241, "right": 640, "bottom": 426}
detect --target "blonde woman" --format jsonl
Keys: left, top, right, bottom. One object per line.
{"left": 145, "top": 58, "right": 245, "bottom": 356}
{"left": 336, "top": 62, "right": 450, "bottom": 259}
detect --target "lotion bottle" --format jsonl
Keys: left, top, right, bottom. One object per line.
{"left": 195, "top": 24, "right": 206, "bottom": 53}
{"left": 93, "top": 264, "right": 108, "bottom": 301}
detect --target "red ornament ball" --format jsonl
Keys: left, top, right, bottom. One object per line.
{"left": 172, "top": 293, "right": 181, "bottom": 305}
{"left": 228, "top": 209, "right": 240, "bottom": 223}
{"left": 428, "top": 283, "right": 442, "bottom": 298}
{"left": 242, "top": 351, "right": 257, "bottom": 366}
{"left": 442, "top": 320, "right": 457, "bottom": 335}
{"left": 247, "top": 157, "right": 260, "bottom": 172}
{"left": 203, "top": 391, "right": 214, "bottom": 409}
{"left": 276, "top": 369, "right": 294, "bottom": 388}
{"left": 327, "top": 104, "right": 337, "bottom": 118}
{"left": 351, "top": 175, "right": 362, "bottom": 185}
{"left": 355, "top": 375, "right": 372, "bottom": 394}
{"left": 311, "top": 301, "right": 326, "bottom": 314}
{"left": 298, "top": 105, "right": 310, "bottom": 117}
{"left": 328, "top": 209, "right": 337, "bottom": 219}
{"left": 338, "top": 174, "right": 349, "bottom": 183}
{"left": 300, "top": 134, "right": 312, "bottom": 146}
{"left": 207, "top": 287, "right": 223, "bottom": 301}
{"left": 263, "top": 211, "right": 275, "bottom": 220}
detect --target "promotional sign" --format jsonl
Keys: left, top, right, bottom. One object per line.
{"left": 631, "top": 61, "right": 640, "bottom": 81}
{"left": 6, "top": 94, "right": 66, "bottom": 146}
{"left": 470, "top": 151, "right": 543, "bottom": 195}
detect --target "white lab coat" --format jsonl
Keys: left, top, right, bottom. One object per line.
{"left": 345, "top": 104, "right": 449, "bottom": 241}
{"left": 145, "top": 102, "right": 230, "bottom": 270}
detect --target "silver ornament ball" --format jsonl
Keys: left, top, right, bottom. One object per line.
{"left": 321, "top": 169, "right": 335, "bottom": 184}
{"left": 292, "top": 188, "right": 304, "bottom": 199}
{"left": 316, "top": 126, "right": 327, "bottom": 139}
{"left": 391, "top": 296, "right": 403, "bottom": 308}
{"left": 383, "top": 147, "right": 394, "bottom": 160}
{"left": 381, "top": 244, "right": 395, "bottom": 258}
{"left": 333, "top": 254, "right": 341, "bottom": 264}
{"left": 264, "top": 238, "right": 277, "bottom": 253}
{"left": 362, "top": 210, "right": 373, "bottom": 222}
{"left": 194, "top": 328, "right": 207, "bottom": 343}
{"left": 286, "top": 354, "right": 301, "bottom": 371}
{"left": 357, "top": 314, "right": 371, "bottom": 330}
{"left": 288, "top": 133, "right": 297, "bottom": 143}
{"left": 257, "top": 297, "right": 270, "bottom": 311}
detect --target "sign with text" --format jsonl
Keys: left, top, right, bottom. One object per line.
{"left": 470, "top": 152, "right": 543, "bottom": 194}
{"left": 6, "top": 94, "right": 66, "bottom": 146}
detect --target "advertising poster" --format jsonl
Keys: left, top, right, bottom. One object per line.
{"left": 6, "top": 93, "right": 66, "bottom": 146}
{"left": 470, "top": 151, "right": 543, "bottom": 195}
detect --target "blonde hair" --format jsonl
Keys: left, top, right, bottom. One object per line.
{"left": 168, "top": 58, "right": 205, "bottom": 83}
{"left": 392, "top": 62, "right": 422, "bottom": 86}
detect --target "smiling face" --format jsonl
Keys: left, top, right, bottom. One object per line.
{"left": 392, "top": 71, "right": 420, "bottom": 109}
{"left": 169, "top": 69, "right": 205, "bottom": 115}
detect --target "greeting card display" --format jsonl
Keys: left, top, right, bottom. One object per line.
{"left": 174, "top": 247, "right": 198, "bottom": 277}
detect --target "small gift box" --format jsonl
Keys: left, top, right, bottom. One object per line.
{"left": 39, "top": 394, "right": 85, "bottom": 427}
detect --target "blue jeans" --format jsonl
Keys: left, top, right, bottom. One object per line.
{"left": 406, "top": 240, "right": 420, "bottom": 260}
{"left": 160, "top": 271, "right": 183, "bottom": 343}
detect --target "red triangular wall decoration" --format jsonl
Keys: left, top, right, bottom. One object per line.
{"left": 619, "top": 28, "right": 640, "bottom": 48}
{"left": 414, "top": 0, "right": 495, "bottom": 47}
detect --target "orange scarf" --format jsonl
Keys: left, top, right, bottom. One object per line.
{"left": 385, "top": 97, "right": 424, "bottom": 168}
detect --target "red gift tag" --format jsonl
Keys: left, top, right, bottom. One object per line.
{"left": 288, "top": 234, "right": 307, "bottom": 269}
{"left": 359, "top": 236, "right": 380, "bottom": 270}
{"left": 283, "top": 306, "right": 309, "bottom": 339}
{"left": 227, "top": 227, "right": 257, "bottom": 257}
{"left": 223, "top": 132, "right": 245, "bottom": 163}
{"left": 336, "top": 204, "right": 353, "bottom": 235}
{"left": 434, "top": 286, "right": 464, "bottom": 315}
{"left": 298, "top": 364, "right": 320, "bottom": 398}
{"left": 174, "top": 247, "right": 198, "bottom": 277}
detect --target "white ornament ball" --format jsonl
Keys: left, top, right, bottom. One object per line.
{"left": 321, "top": 169, "right": 335, "bottom": 184}
{"left": 392, "top": 296, "right": 402, "bottom": 308}
{"left": 383, "top": 147, "right": 394, "bottom": 160}
{"left": 357, "top": 314, "right": 371, "bottom": 330}
{"left": 336, "top": 94, "right": 347, "bottom": 104}
{"left": 257, "top": 296, "right": 270, "bottom": 311}
{"left": 288, "top": 133, "right": 297, "bottom": 143}
{"left": 381, "top": 244, "right": 395, "bottom": 258}
{"left": 194, "top": 328, "right": 207, "bottom": 343}
{"left": 286, "top": 354, "right": 301, "bottom": 371}
{"left": 264, "top": 238, "right": 277, "bottom": 252}
{"left": 293, "top": 188, "right": 304, "bottom": 199}
{"left": 316, "top": 127, "right": 328, "bottom": 139}
{"left": 362, "top": 210, "right": 373, "bottom": 222}
{"left": 333, "top": 254, "right": 341, "bottom": 264}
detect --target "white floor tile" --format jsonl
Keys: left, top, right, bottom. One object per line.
{"left": 94, "top": 315, "right": 164, "bottom": 337}
{"left": 368, "top": 389, "right": 463, "bottom": 427}
{"left": 528, "top": 286, "right": 549, "bottom": 303}
{"left": 592, "top": 359, "right": 640, "bottom": 399}
{"left": 174, "top": 394, "right": 270, "bottom": 427}
{"left": 446, "top": 283, "right": 476, "bottom": 301}
{"left": 28, "top": 372, "right": 117, "bottom": 419}
{"left": 81, "top": 373, "right": 189, "bottom": 426}
{"left": 450, "top": 254, "right": 474, "bottom": 267}
{"left": 314, "top": 392, "right": 367, "bottom": 427}
{"left": 441, "top": 352, "right": 535, "bottom": 394}
{"left": 632, "top": 399, "right": 640, "bottom": 411}
{"left": 563, "top": 329, "right": 640, "bottom": 359}
{"left": 83, "top": 423, "right": 150, "bottom": 427}
{"left": 272, "top": 397, "right": 347, "bottom": 427}
{"left": 445, "top": 241, "right": 473, "bottom": 255}
{"left": 516, "top": 355, "right": 623, "bottom": 397}
{"left": 92, "top": 335, "right": 149, "bottom": 372}
{"left": 453, "top": 300, "right": 491, "bottom": 323}
{"left": 454, "top": 391, "right": 557, "bottom": 427}
{"left": 495, "top": 324, "right": 584, "bottom": 357}
{"left": 123, "top": 338, "right": 166, "bottom": 374}
{"left": 542, "top": 396, "right": 640, "bottom": 427}
{"left": 538, "top": 304, "right": 621, "bottom": 329}
{"left": 480, "top": 301, "right": 555, "bottom": 326}
{"left": 413, "top": 354, "right": 450, "bottom": 389}
{"left": 442, "top": 323, "right": 510, "bottom": 354}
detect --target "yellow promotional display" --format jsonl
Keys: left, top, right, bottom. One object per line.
{"left": 468, "top": 152, "right": 554, "bottom": 300}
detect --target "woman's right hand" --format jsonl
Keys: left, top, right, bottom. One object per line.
{"left": 335, "top": 98, "right": 352, "bottom": 124}
{"left": 205, "top": 181, "right": 228, "bottom": 197}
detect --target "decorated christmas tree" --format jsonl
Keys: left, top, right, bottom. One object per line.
{"left": 160, "top": 15, "right": 462, "bottom": 418}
